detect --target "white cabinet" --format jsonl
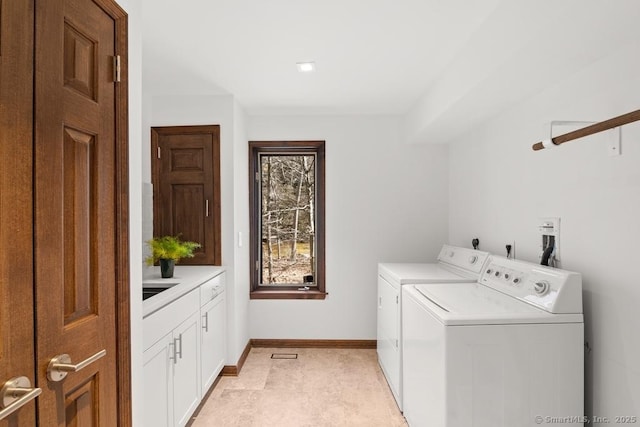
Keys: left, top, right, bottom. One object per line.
{"left": 173, "top": 311, "right": 201, "bottom": 426}
{"left": 200, "top": 290, "right": 225, "bottom": 395}
{"left": 143, "top": 332, "right": 174, "bottom": 427}
{"left": 377, "top": 273, "right": 401, "bottom": 405}
{"left": 143, "top": 270, "right": 226, "bottom": 427}
{"left": 143, "top": 290, "right": 200, "bottom": 427}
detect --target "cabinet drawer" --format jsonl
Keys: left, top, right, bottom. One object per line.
{"left": 200, "top": 273, "right": 225, "bottom": 306}
{"left": 144, "top": 288, "right": 199, "bottom": 351}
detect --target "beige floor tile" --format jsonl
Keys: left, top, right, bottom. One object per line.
{"left": 191, "top": 348, "right": 407, "bottom": 426}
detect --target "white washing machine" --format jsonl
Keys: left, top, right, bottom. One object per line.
{"left": 377, "top": 244, "right": 490, "bottom": 410}
{"left": 402, "top": 256, "right": 584, "bottom": 427}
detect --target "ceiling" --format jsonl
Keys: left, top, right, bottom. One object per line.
{"left": 141, "top": 0, "right": 640, "bottom": 141}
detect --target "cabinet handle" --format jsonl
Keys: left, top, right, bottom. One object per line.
{"left": 205, "top": 200, "right": 210, "bottom": 217}
{"left": 47, "top": 349, "right": 106, "bottom": 382}
{"left": 0, "top": 377, "right": 42, "bottom": 421}
{"left": 379, "top": 296, "right": 382, "bottom": 307}
{"left": 169, "top": 342, "right": 177, "bottom": 364}
{"left": 175, "top": 334, "right": 183, "bottom": 360}
{"left": 202, "top": 312, "right": 209, "bottom": 332}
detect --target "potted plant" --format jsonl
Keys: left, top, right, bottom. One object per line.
{"left": 145, "top": 235, "right": 201, "bottom": 278}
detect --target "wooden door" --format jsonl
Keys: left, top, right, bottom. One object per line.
{"left": 34, "top": 0, "right": 129, "bottom": 424}
{"left": 151, "top": 125, "right": 221, "bottom": 265}
{"left": 0, "top": 0, "right": 36, "bottom": 425}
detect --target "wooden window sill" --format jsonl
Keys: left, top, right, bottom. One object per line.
{"left": 250, "top": 289, "right": 327, "bottom": 300}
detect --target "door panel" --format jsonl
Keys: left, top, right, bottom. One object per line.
{"left": 63, "top": 22, "right": 98, "bottom": 101}
{"left": 64, "top": 377, "right": 98, "bottom": 426}
{"left": 62, "top": 127, "right": 97, "bottom": 323}
{"left": 0, "top": 0, "right": 36, "bottom": 425}
{"left": 200, "top": 295, "right": 226, "bottom": 394}
{"left": 173, "top": 312, "right": 201, "bottom": 427}
{"left": 377, "top": 276, "right": 400, "bottom": 403}
{"left": 172, "top": 184, "right": 206, "bottom": 248}
{"left": 143, "top": 333, "right": 174, "bottom": 427}
{"left": 152, "top": 125, "right": 221, "bottom": 265}
{"left": 35, "top": 0, "right": 118, "bottom": 423}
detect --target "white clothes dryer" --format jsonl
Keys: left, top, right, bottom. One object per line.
{"left": 402, "top": 256, "right": 584, "bottom": 427}
{"left": 377, "top": 244, "right": 490, "bottom": 409}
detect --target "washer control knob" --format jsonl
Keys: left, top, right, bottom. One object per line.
{"left": 486, "top": 269, "right": 492, "bottom": 275}
{"left": 534, "top": 281, "right": 550, "bottom": 295}
{"left": 449, "top": 251, "right": 454, "bottom": 257}
{"left": 468, "top": 255, "right": 478, "bottom": 264}
{"left": 494, "top": 271, "right": 501, "bottom": 278}
{"left": 513, "top": 277, "right": 520, "bottom": 284}
{"left": 504, "top": 273, "right": 510, "bottom": 280}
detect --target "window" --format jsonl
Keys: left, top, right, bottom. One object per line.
{"left": 249, "top": 141, "right": 325, "bottom": 299}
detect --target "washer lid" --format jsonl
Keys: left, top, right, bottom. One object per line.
{"left": 408, "top": 283, "right": 583, "bottom": 325}
{"left": 379, "top": 245, "right": 489, "bottom": 284}
{"left": 379, "top": 263, "right": 478, "bottom": 284}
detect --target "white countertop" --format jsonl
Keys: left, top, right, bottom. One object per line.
{"left": 142, "top": 265, "right": 226, "bottom": 318}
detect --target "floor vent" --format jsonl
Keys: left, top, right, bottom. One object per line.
{"left": 271, "top": 353, "right": 298, "bottom": 359}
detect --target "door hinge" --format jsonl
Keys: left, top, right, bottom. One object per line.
{"left": 157, "top": 146, "right": 161, "bottom": 159}
{"left": 113, "top": 55, "right": 121, "bottom": 83}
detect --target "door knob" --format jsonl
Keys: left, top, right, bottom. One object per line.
{"left": 0, "top": 376, "right": 42, "bottom": 420}
{"left": 47, "top": 349, "right": 106, "bottom": 382}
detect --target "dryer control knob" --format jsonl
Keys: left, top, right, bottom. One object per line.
{"left": 534, "top": 281, "right": 550, "bottom": 295}
{"left": 469, "top": 256, "right": 478, "bottom": 264}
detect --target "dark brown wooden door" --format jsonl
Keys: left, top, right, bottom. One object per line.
{"left": 151, "top": 125, "right": 221, "bottom": 265}
{"left": 0, "top": 0, "right": 36, "bottom": 425}
{"left": 34, "top": 0, "right": 122, "bottom": 423}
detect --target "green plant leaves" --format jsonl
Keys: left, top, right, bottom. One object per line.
{"left": 145, "top": 235, "right": 201, "bottom": 266}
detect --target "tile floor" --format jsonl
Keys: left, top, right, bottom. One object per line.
{"left": 191, "top": 347, "right": 407, "bottom": 427}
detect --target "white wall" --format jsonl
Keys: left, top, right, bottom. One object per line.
{"left": 247, "top": 115, "right": 449, "bottom": 339}
{"left": 447, "top": 40, "right": 640, "bottom": 422}
{"left": 148, "top": 94, "right": 250, "bottom": 364}
{"left": 232, "top": 100, "right": 251, "bottom": 356}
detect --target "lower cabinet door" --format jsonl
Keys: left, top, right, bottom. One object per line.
{"left": 173, "top": 311, "right": 202, "bottom": 427}
{"left": 200, "top": 293, "right": 226, "bottom": 395}
{"left": 143, "top": 332, "right": 174, "bottom": 427}
{"left": 377, "top": 275, "right": 401, "bottom": 406}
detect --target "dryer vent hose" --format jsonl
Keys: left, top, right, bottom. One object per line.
{"left": 540, "top": 245, "right": 554, "bottom": 266}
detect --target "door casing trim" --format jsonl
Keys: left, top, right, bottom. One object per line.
{"left": 94, "top": 0, "right": 131, "bottom": 424}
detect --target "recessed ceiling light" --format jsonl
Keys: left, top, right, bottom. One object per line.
{"left": 296, "top": 62, "right": 316, "bottom": 72}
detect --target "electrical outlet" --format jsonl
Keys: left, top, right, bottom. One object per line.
{"left": 607, "top": 127, "right": 621, "bottom": 157}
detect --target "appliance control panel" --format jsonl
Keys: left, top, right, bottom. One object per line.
{"left": 480, "top": 256, "right": 582, "bottom": 314}
{"left": 437, "top": 244, "right": 490, "bottom": 275}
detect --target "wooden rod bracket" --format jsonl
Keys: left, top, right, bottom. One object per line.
{"left": 532, "top": 109, "right": 640, "bottom": 151}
